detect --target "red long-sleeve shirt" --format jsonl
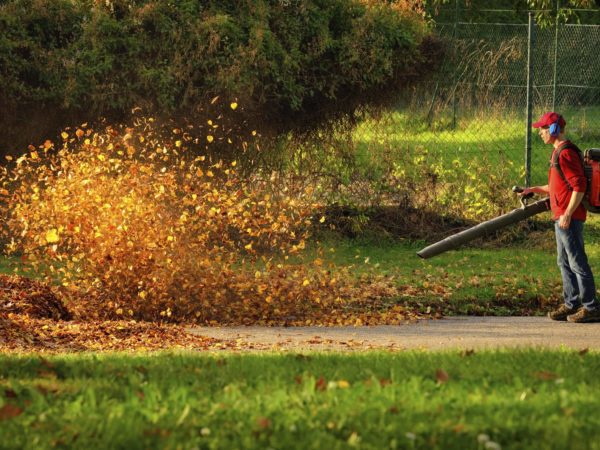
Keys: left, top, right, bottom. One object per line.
{"left": 548, "top": 141, "right": 587, "bottom": 221}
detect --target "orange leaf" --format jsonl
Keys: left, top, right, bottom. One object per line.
{"left": 0, "top": 404, "right": 23, "bottom": 420}
{"left": 436, "top": 369, "right": 449, "bottom": 383}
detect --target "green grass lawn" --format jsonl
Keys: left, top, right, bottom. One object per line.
{"left": 310, "top": 213, "right": 600, "bottom": 315}
{"left": 1, "top": 351, "right": 600, "bottom": 449}
{"left": 320, "top": 237, "right": 556, "bottom": 312}
{"left": 353, "top": 107, "right": 600, "bottom": 187}
{"left": 0, "top": 257, "right": 13, "bottom": 274}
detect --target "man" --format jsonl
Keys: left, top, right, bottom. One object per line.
{"left": 519, "top": 111, "right": 600, "bottom": 323}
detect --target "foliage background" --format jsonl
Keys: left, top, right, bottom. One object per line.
{"left": 0, "top": 0, "right": 441, "bottom": 157}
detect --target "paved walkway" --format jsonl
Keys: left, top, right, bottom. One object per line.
{"left": 188, "top": 316, "right": 600, "bottom": 351}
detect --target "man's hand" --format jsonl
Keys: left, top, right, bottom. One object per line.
{"left": 560, "top": 191, "right": 584, "bottom": 229}
{"left": 517, "top": 188, "right": 535, "bottom": 197}
{"left": 514, "top": 185, "right": 549, "bottom": 197}
{"left": 559, "top": 213, "right": 572, "bottom": 229}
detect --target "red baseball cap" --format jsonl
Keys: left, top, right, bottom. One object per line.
{"left": 532, "top": 111, "right": 566, "bottom": 129}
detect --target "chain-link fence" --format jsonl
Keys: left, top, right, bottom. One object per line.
{"left": 354, "top": 4, "right": 600, "bottom": 188}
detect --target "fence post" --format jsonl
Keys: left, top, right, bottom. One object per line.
{"left": 525, "top": 12, "right": 535, "bottom": 187}
{"left": 552, "top": 0, "right": 560, "bottom": 110}
{"left": 451, "top": 0, "right": 459, "bottom": 130}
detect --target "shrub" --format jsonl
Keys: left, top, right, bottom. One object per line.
{"left": 0, "top": 0, "right": 442, "bottom": 155}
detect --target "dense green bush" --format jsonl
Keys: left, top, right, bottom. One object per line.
{"left": 0, "top": 0, "right": 442, "bottom": 155}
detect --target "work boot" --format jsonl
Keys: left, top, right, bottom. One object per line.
{"left": 567, "top": 307, "right": 600, "bottom": 323}
{"left": 548, "top": 304, "right": 581, "bottom": 321}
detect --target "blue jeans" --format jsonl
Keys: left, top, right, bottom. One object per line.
{"left": 555, "top": 219, "right": 598, "bottom": 311}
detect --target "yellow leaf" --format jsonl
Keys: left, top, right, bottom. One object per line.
{"left": 302, "top": 279, "right": 310, "bottom": 286}
{"left": 319, "top": 216, "right": 326, "bottom": 223}
{"left": 230, "top": 102, "right": 238, "bottom": 110}
{"left": 338, "top": 380, "right": 350, "bottom": 389}
{"left": 45, "top": 229, "right": 60, "bottom": 244}
{"left": 61, "top": 132, "right": 69, "bottom": 140}
{"left": 251, "top": 130, "right": 257, "bottom": 136}
{"left": 206, "top": 135, "right": 214, "bottom": 143}
{"left": 138, "top": 291, "right": 147, "bottom": 299}
{"left": 175, "top": 140, "right": 182, "bottom": 148}
{"left": 245, "top": 243, "right": 252, "bottom": 250}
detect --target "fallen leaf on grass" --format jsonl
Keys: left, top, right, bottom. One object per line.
{"left": 533, "top": 371, "right": 559, "bottom": 381}
{"left": 436, "top": 369, "right": 449, "bottom": 383}
{"left": 256, "top": 417, "right": 271, "bottom": 429}
{"left": 0, "top": 404, "right": 23, "bottom": 420}
{"left": 315, "top": 376, "right": 327, "bottom": 391}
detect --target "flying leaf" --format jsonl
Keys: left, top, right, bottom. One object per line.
{"left": 45, "top": 229, "right": 60, "bottom": 244}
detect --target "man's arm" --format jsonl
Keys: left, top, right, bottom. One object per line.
{"left": 559, "top": 190, "right": 585, "bottom": 229}
{"left": 520, "top": 185, "right": 549, "bottom": 196}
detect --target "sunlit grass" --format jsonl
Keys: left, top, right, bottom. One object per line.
{"left": 310, "top": 214, "right": 600, "bottom": 315}
{"left": 1, "top": 351, "right": 600, "bottom": 450}
{"left": 354, "top": 106, "right": 600, "bottom": 186}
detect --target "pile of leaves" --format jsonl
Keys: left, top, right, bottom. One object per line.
{"left": 0, "top": 315, "right": 224, "bottom": 353}
{"left": 0, "top": 274, "right": 71, "bottom": 321}
{"left": 0, "top": 115, "right": 429, "bottom": 328}
{"left": 0, "top": 274, "right": 225, "bottom": 352}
